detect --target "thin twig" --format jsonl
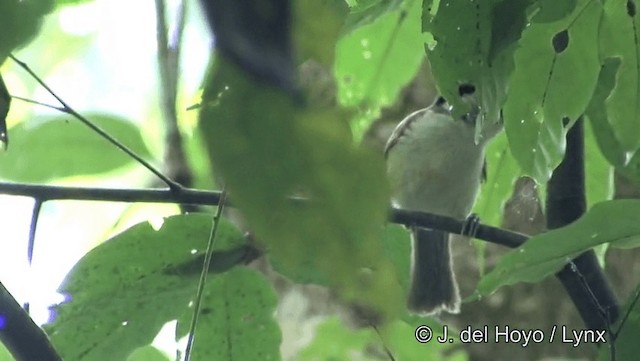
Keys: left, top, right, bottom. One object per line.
{"left": 184, "top": 189, "right": 227, "bottom": 361}
{"left": 155, "top": 0, "right": 193, "bottom": 189}
{"left": 8, "top": 55, "right": 183, "bottom": 191}
{"left": 23, "top": 198, "right": 43, "bottom": 312}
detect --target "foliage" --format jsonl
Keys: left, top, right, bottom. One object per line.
{"left": 0, "top": 0, "right": 640, "bottom": 360}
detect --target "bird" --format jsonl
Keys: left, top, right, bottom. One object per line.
{"left": 384, "top": 95, "right": 501, "bottom": 315}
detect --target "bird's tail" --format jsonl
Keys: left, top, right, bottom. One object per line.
{"left": 407, "top": 227, "right": 461, "bottom": 315}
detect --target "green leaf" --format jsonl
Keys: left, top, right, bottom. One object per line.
{"left": 45, "top": 214, "right": 246, "bottom": 361}
{"left": 336, "top": 0, "right": 424, "bottom": 112}
{"left": 294, "top": 0, "right": 349, "bottom": 66}
{"left": 503, "top": 0, "right": 602, "bottom": 182}
{"left": 200, "top": 57, "right": 403, "bottom": 320}
{"left": 477, "top": 200, "right": 640, "bottom": 296}
{"left": 0, "top": 113, "right": 152, "bottom": 181}
{"left": 474, "top": 132, "right": 521, "bottom": 227}
{"left": 175, "top": 268, "right": 280, "bottom": 361}
{"left": 425, "top": 0, "right": 530, "bottom": 124}
{"left": 585, "top": 120, "right": 614, "bottom": 207}
{"left": 0, "top": 0, "right": 54, "bottom": 63}
{"left": 586, "top": 58, "right": 628, "bottom": 167}
{"left": 599, "top": 0, "right": 640, "bottom": 152}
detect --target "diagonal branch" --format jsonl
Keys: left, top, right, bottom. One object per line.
{"left": 8, "top": 55, "right": 183, "bottom": 191}
{"left": 0, "top": 281, "right": 62, "bottom": 361}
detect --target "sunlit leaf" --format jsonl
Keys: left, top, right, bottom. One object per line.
{"left": 175, "top": 268, "right": 280, "bottom": 361}
{"left": 45, "top": 215, "right": 248, "bottom": 361}
{"left": 0, "top": 113, "right": 152, "bottom": 181}
{"left": 477, "top": 200, "right": 640, "bottom": 296}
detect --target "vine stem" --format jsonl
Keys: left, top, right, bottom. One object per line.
{"left": 8, "top": 54, "right": 183, "bottom": 191}
{"left": 183, "top": 189, "right": 227, "bottom": 361}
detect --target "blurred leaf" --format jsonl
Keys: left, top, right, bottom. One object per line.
{"left": 200, "top": 57, "right": 403, "bottom": 321}
{"left": 0, "top": 75, "right": 9, "bottom": 149}
{"left": 199, "top": 0, "right": 294, "bottom": 91}
{"left": 298, "top": 316, "right": 375, "bottom": 360}
{"left": 175, "top": 268, "right": 280, "bottom": 361}
{"left": 503, "top": 0, "right": 602, "bottom": 183}
{"left": 342, "top": 0, "right": 404, "bottom": 33}
{"left": 0, "top": 113, "right": 152, "bottom": 182}
{"left": 127, "top": 346, "right": 169, "bottom": 361}
{"left": 599, "top": 0, "right": 640, "bottom": 152}
{"left": 300, "top": 317, "right": 460, "bottom": 360}
{"left": 597, "top": 285, "right": 640, "bottom": 361}
{"left": 45, "top": 214, "right": 247, "bottom": 361}
{"left": 56, "top": 0, "right": 96, "bottom": 5}
{"left": 477, "top": 200, "right": 640, "bottom": 296}
{"left": 336, "top": 0, "right": 424, "bottom": 112}
{"left": 294, "top": 0, "right": 348, "bottom": 66}
{"left": 0, "top": 0, "right": 54, "bottom": 62}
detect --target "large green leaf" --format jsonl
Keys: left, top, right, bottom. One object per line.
{"left": 45, "top": 214, "right": 249, "bottom": 361}
{"left": 477, "top": 200, "right": 640, "bottom": 296}
{"left": 0, "top": 113, "right": 152, "bottom": 182}
{"left": 503, "top": 0, "right": 602, "bottom": 183}
{"left": 175, "top": 268, "right": 280, "bottom": 361}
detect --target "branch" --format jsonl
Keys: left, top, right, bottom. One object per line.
{"left": 0, "top": 281, "right": 62, "bottom": 361}
{"left": 0, "top": 181, "right": 526, "bottom": 248}
{"left": 547, "top": 119, "right": 619, "bottom": 333}
{"left": 8, "top": 55, "right": 183, "bottom": 191}
{"left": 154, "top": 0, "right": 193, "bottom": 188}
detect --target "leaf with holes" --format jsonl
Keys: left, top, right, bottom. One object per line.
{"left": 45, "top": 214, "right": 248, "bottom": 361}
{"left": 503, "top": 0, "right": 602, "bottom": 183}
{"left": 0, "top": 113, "right": 151, "bottom": 181}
